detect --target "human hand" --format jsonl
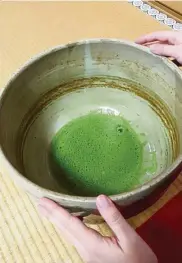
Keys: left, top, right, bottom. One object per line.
{"left": 136, "top": 31, "right": 182, "bottom": 65}
{"left": 39, "top": 195, "right": 157, "bottom": 263}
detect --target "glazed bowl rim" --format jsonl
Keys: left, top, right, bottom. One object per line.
{"left": 1, "top": 38, "right": 182, "bottom": 204}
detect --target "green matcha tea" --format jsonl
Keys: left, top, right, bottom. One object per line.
{"left": 50, "top": 111, "right": 156, "bottom": 196}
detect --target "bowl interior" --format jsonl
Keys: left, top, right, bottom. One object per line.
{"left": 18, "top": 76, "right": 178, "bottom": 196}
{"left": 0, "top": 40, "right": 181, "bottom": 198}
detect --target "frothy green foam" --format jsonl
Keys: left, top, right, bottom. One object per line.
{"left": 50, "top": 111, "right": 157, "bottom": 196}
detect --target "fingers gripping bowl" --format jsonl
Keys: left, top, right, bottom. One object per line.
{"left": 0, "top": 39, "right": 182, "bottom": 216}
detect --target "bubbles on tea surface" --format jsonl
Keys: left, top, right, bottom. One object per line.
{"left": 50, "top": 111, "right": 157, "bottom": 196}
{"left": 116, "top": 124, "right": 124, "bottom": 134}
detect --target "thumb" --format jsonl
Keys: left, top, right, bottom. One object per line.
{"left": 150, "top": 43, "right": 178, "bottom": 59}
{"left": 96, "top": 195, "right": 139, "bottom": 251}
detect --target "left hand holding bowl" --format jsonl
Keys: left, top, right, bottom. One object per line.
{"left": 39, "top": 195, "right": 157, "bottom": 263}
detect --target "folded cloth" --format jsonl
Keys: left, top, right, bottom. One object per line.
{"left": 137, "top": 192, "right": 182, "bottom": 263}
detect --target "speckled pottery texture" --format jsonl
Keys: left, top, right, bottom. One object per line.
{"left": 0, "top": 39, "right": 182, "bottom": 216}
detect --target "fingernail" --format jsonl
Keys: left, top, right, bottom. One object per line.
{"left": 97, "top": 195, "right": 112, "bottom": 209}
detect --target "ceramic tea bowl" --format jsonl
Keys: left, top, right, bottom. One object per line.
{"left": 0, "top": 39, "right": 182, "bottom": 217}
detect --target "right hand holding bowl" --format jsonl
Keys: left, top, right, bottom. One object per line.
{"left": 136, "top": 31, "right": 182, "bottom": 65}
